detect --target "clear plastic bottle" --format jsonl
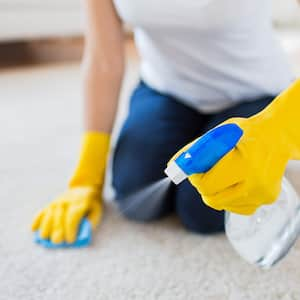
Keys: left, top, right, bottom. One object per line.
{"left": 165, "top": 124, "right": 300, "bottom": 268}
{"left": 225, "top": 176, "right": 300, "bottom": 268}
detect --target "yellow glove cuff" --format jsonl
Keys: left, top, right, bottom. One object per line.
{"left": 253, "top": 79, "right": 300, "bottom": 160}
{"left": 69, "top": 132, "right": 110, "bottom": 189}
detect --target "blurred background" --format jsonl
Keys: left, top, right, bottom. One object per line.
{"left": 1, "top": 1, "right": 300, "bottom": 300}
{"left": 0, "top": 0, "right": 299, "bottom": 65}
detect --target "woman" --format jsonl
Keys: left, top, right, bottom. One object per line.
{"left": 31, "top": 0, "right": 300, "bottom": 244}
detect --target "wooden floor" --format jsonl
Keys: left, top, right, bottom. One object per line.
{"left": 0, "top": 35, "right": 138, "bottom": 68}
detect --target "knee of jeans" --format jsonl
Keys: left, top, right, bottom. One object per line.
{"left": 112, "top": 125, "right": 145, "bottom": 195}
{"left": 112, "top": 127, "right": 172, "bottom": 222}
{"left": 117, "top": 201, "right": 165, "bottom": 223}
{"left": 112, "top": 121, "right": 167, "bottom": 198}
{"left": 114, "top": 175, "right": 174, "bottom": 223}
{"left": 175, "top": 183, "right": 224, "bottom": 234}
{"left": 179, "top": 213, "right": 224, "bottom": 234}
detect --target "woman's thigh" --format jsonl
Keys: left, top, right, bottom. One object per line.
{"left": 112, "top": 81, "right": 207, "bottom": 221}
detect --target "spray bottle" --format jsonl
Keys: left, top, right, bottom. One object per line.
{"left": 165, "top": 123, "right": 300, "bottom": 268}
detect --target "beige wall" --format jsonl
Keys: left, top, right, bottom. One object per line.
{"left": 272, "top": 0, "right": 300, "bottom": 26}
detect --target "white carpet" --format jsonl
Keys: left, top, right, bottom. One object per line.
{"left": 1, "top": 33, "right": 300, "bottom": 299}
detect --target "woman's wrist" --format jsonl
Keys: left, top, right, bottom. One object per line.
{"left": 69, "top": 132, "right": 111, "bottom": 188}
{"left": 250, "top": 80, "right": 300, "bottom": 160}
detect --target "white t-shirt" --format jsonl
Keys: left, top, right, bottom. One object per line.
{"left": 114, "top": 0, "right": 294, "bottom": 112}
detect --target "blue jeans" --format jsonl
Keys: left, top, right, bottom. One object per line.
{"left": 112, "top": 81, "right": 274, "bottom": 234}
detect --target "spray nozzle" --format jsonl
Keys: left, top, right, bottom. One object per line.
{"left": 164, "top": 123, "right": 243, "bottom": 185}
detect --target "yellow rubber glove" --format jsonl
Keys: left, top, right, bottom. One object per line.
{"left": 31, "top": 132, "right": 110, "bottom": 243}
{"left": 170, "top": 80, "right": 300, "bottom": 215}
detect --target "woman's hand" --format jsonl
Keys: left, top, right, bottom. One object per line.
{"left": 31, "top": 0, "right": 124, "bottom": 244}
{"left": 189, "top": 116, "right": 290, "bottom": 215}
{"left": 31, "top": 187, "right": 102, "bottom": 243}
{"left": 31, "top": 132, "right": 110, "bottom": 244}
{"left": 171, "top": 80, "right": 300, "bottom": 215}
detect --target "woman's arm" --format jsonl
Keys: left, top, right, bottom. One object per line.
{"left": 31, "top": 0, "right": 125, "bottom": 245}
{"left": 169, "top": 80, "right": 300, "bottom": 215}
{"left": 82, "top": 0, "right": 125, "bottom": 133}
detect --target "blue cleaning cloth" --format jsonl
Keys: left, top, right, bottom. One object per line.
{"left": 34, "top": 218, "right": 92, "bottom": 248}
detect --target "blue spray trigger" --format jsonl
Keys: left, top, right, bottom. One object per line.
{"left": 175, "top": 123, "right": 243, "bottom": 175}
